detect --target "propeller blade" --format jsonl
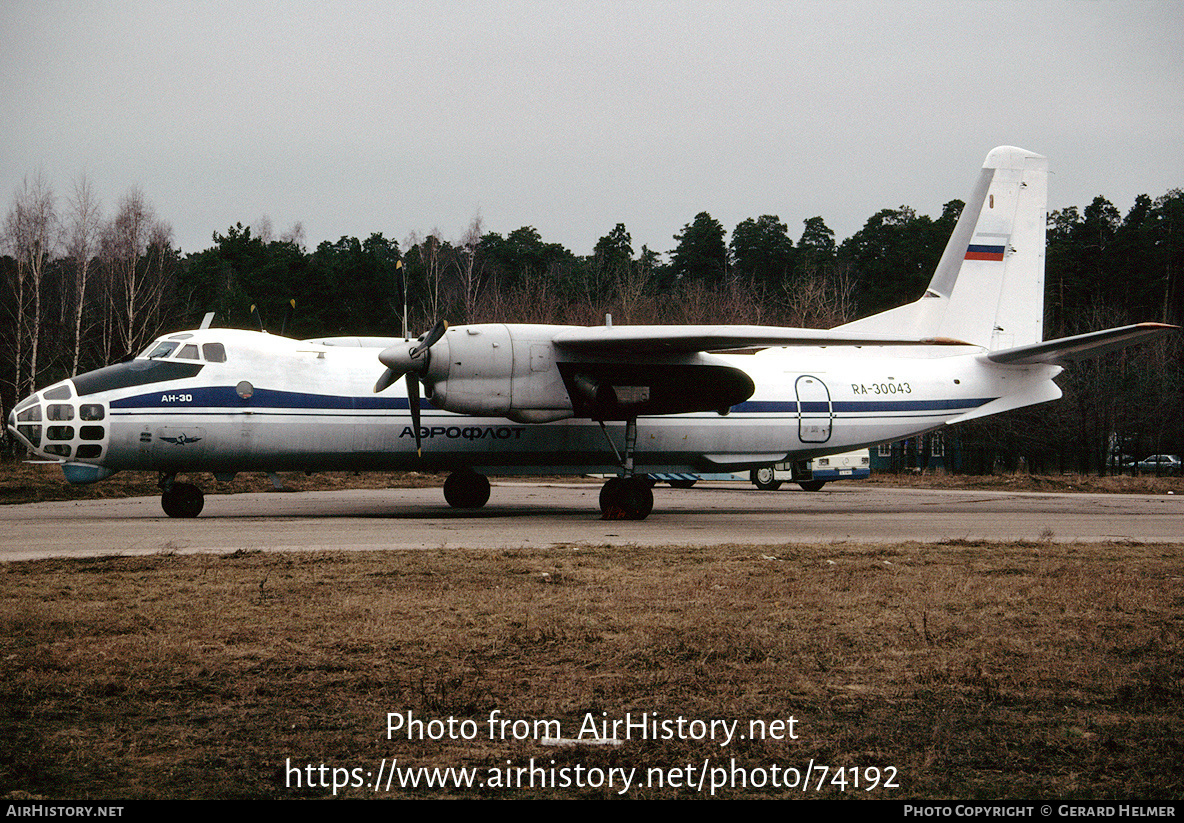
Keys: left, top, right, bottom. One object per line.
{"left": 422, "top": 319, "right": 448, "bottom": 349}
{"left": 406, "top": 373, "right": 422, "bottom": 456}
{"left": 280, "top": 299, "right": 295, "bottom": 336}
{"left": 374, "top": 367, "right": 399, "bottom": 394}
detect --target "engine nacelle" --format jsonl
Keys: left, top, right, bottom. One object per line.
{"left": 424, "top": 324, "right": 574, "bottom": 423}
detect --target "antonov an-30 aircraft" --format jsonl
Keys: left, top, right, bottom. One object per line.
{"left": 7, "top": 147, "right": 1174, "bottom": 519}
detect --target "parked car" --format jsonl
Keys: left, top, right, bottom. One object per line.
{"left": 1136, "top": 454, "right": 1182, "bottom": 476}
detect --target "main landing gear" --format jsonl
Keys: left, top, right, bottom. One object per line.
{"left": 159, "top": 473, "right": 204, "bottom": 518}
{"left": 597, "top": 417, "right": 653, "bottom": 520}
{"left": 599, "top": 475, "right": 653, "bottom": 520}
{"left": 443, "top": 468, "right": 491, "bottom": 509}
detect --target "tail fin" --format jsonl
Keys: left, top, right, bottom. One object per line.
{"left": 837, "top": 146, "right": 1048, "bottom": 350}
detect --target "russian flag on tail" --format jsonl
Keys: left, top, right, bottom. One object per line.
{"left": 965, "top": 243, "right": 1006, "bottom": 261}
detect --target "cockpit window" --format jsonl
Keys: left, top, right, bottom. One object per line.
{"left": 144, "top": 341, "right": 179, "bottom": 359}
{"left": 73, "top": 360, "right": 204, "bottom": 396}
{"left": 202, "top": 342, "right": 227, "bottom": 363}
{"left": 139, "top": 339, "right": 225, "bottom": 363}
{"left": 44, "top": 385, "right": 72, "bottom": 400}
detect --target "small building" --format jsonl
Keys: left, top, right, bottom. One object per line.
{"left": 870, "top": 431, "right": 953, "bottom": 473}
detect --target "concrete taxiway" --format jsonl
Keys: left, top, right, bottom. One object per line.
{"left": 1, "top": 481, "right": 1181, "bottom": 561}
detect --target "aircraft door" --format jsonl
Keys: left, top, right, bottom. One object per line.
{"left": 795, "top": 375, "right": 832, "bottom": 443}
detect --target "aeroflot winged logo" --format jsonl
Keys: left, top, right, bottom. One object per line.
{"left": 160, "top": 432, "right": 202, "bottom": 446}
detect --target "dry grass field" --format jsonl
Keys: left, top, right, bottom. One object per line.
{"left": 2, "top": 538, "right": 1182, "bottom": 799}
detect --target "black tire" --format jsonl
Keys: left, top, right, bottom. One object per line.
{"left": 161, "top": 482, "right": 204, "bottom": 518}
{"left": 797, "top": 479, "right": 826, "bottom": 492}
{"left": 600, "top": 476, "right": 653, "bottom": 520}
{"left": 599, "top": 477, "right": 624, "bottom": 512}
{"left": 750, "top": 467, "right": 782, "bottom": 491}
{"left": 622, "top": 477, "right": 654, "bottom": 520}
{"left": 443, "top": 469, "right": 491, "bottom": 509}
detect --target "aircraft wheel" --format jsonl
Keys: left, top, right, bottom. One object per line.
{"left": 443, "top": 469, "right": 491, "bottom": 509}
{"left": 599, "top": 476, "right": 653, "bottom": 520}
{"left": 750, "top": 467, "right": 782, "bottom": 491}
{"left": 161, "top": 482, "right": 204, "bottom": 518}
{"left": 797, "top": 480, "right": 826, "bottom": 492}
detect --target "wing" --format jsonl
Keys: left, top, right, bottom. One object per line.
{"left": 548, "top": 325, "right": 968, "bottom": 421}
{"left": 552, "top": 324, "right": 972, "bottom": 355}
{"left": 985, "top": 323, "right": 1176, "bottom": 365}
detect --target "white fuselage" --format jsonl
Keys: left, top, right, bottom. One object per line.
{"left": 9, "top": 327, "right": 1061, "bottom": 480}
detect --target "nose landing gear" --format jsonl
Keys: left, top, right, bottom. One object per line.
{"left": 443, "top": 468, "right": 491, "bottom": 509}
{"left": 159, "top": 474, "right": 204, "bottom": 518}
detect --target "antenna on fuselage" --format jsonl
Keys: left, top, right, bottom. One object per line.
{"left": 199, "top": 312, "right": 215, "bottom": 330}
{"left": 250, "top": 304, "right": 264, "bottom": 333}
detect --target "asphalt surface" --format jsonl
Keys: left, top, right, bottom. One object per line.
{"left": 2, "top": 481, "right": 1181, "bottom": 560}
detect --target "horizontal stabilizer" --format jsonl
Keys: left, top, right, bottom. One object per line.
{"left": 984, "top": 323, "right": 1176, "bottom": 365}
{"left": 552, "top": 325, "right": 970, "bottom": 356}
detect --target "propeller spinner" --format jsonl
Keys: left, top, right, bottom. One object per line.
{"left": 374, "top": 320, "right": 448, "bottom": 455}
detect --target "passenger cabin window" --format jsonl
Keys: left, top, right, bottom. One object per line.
{"left": 202, "top": 342, "right": 227, "bottom": 363}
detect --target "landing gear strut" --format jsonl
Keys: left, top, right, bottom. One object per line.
{"left": 444, "top": 468, "right": 491, "bottom": 509}
{"left": 598, "top": 417, "right": 653, "bottom": 520}
{"left": 159, "top": 473, "right": 204, "bottom": 518}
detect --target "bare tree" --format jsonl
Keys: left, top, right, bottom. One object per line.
{"left": 102, "top": 188, "right": 175, "bottom": 358}
{"left": 3, "top": 173, "right": 59, "bottom": 397}
{"left": 281, "top": 221, "right": 305, "bottom": 247}
{"left": 456, "top": 214, "right": 484, "bottom": 322}
{"left": 254, "top": 215, "right": 274, "bottom": 244}
{"left": 779, "top": 259, "right": 856, "bottom": 328}
{"left": 64, "top": 174, "right": 102, "bottom": 375}
{"left": 409, "top": 229, "right": 445, "bottom": 325}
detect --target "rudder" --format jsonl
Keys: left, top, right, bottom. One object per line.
{"left": 837, "top": 146, "right": 1048, "bottom": 350}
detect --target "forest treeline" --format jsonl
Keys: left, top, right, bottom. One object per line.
{"left": 3, "top": 172, "right": 1182, "bottom": 472}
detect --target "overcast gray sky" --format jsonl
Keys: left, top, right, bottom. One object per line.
{"left": 3, "top": 0, "right": 1182, "bottom": 259}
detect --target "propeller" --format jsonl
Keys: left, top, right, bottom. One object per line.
{"left": 374, "top": 320, "right": 448, "bottom": 455}
{"left": 280, "top": 299, "right": 296, "bottom": 336}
